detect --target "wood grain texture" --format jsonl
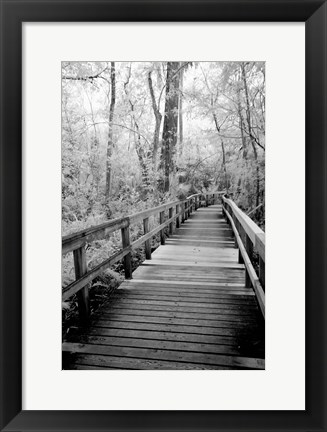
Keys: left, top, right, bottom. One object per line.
{"left": 223, "top": 205, "right": 265, "bottom": 318}
{"left": 73, "top": 246, "right": 89, "bottom": 321}
{"left": 143, "top": 217, "right": 151, "bottom": 260}
{"left": 63, "top": 204, "right": 265, "bottom": 370}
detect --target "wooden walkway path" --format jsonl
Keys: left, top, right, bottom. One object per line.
{"left": 63, "top": 204, "right": 265, "bottom": 370}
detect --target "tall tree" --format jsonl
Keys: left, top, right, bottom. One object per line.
{"left": 105, "top": 62, "right": 116, "bottom": 200}
{"left": 200, "top": 64, "right": 229, "bottom": 191}
{"left": 240, "top": 62, "right": 260, "bottom": 207}
{"left": 161, "top": 62, "right": 180, "bottom": 192}
{"left": 212, "top": 109, "right": 228, "bottom": 191}
{"left": 148, "top": 69, "right": 162, "bottom": 166}
{"left": 124, "top": 64, "right": 152, "bottom": 194}
{"left": 178, "top": 67, "right": 184, "bottom": 155}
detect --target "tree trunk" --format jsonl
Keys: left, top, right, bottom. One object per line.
{"left": 178, "top": 67, "right": 184, "bottom": 156}
{"left": 105, "top": 62, "right": 116, "bottom": 200}
{"left": 161, "top": 62, "right": 180, "bottom": 193}
{"left": 125, "top": 64, "right": 151, "bottom": 195}
{"left": 241, "top": 62, "right": 260, "bottom": 207}
{"left": 236, "top": 83, "right": 247, "bottom": 159}
{"left": 148, "top": 71, "right": 162, "bottom": 167}
{"left": 213, "top": 112, "right": 228, "bottom": 191}
{"left": 134, "top": 123, "right": 152, "bottom": 193}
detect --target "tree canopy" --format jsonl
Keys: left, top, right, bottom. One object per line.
{"left": 62, "top": 61, "right": 265, "bottom": 233}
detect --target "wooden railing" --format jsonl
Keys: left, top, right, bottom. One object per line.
{"left": 62, "top": 192, "right": 224, "bottom": 321}
{"left": 222, "top": 195, "right": 265, "bottom": 318}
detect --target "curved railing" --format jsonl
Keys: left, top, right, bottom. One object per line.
{"left": 222, "top": 195, "right": 265, "bottom": 318}
{"left": 62, "top": 191, "right": 225, "bottom": 321}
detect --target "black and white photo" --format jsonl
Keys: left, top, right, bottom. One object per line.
{"left": 62, "top": 61, "right": 265, "bottom": 370}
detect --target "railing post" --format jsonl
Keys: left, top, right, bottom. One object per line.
{"left": 259, "top": 257, "right": 265, "bottom": 290}
{"left": 121, "top": 225, "right": 132, "bottom": 279}
{"left": 245, "top": 234, "right": 253, "bottom": 287}
{"left": 206, "top": 194, "right": 209, "bottom": 207}
{"left": 176, "top": 204, "right": 180, "bottom": 228}
{"left": 181, "top": 203, "right": 185, "bottom": 223}
{"left": 236, "top": 223, "right": 244, "bottom": 264}
{"left": 189, "top": 198, "right": 193, "bottom": 214}
{"left": 143, "top": 217, "right": 151, "bottom": 260}
{"left": 169, "top": 207, "right": 173, "bottom": 234}
{"left": 159, "top": 211, "right": 165, "bottom": 244}
{"left": 195, "top": 196, "right": 198, "bottom": 210}
{"left": 73, "top": 246, "right": 90, "bottom": 322}
{"left": 238, "top": 249, "right": 244, "bottom": 264}
{"left": 184, "top": 202, "right": 188, "bottom": 220}
{"left": 188, "top": 199, "right": 191, "bottom": 217}
{"left": 212, "top": 194, "right": 215, "bottom": 205}
{"left": 235, "top": 220, "right": 244, "bottom": 263}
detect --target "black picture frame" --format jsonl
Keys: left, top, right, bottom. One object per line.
{"left": 0, "top": 0, "right": 326, "bottom": 431}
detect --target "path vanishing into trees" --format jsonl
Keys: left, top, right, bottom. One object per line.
{"left": 62, "top": 193, "right": 265, "bottom": 370}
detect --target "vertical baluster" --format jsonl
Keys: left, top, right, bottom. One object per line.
{"left": 188, "top": 199, "right": 191, "bottom": 217}
{"left": 259, "top": 257, "right": 265, "bottom": 291}
{"left": 169, "top": 207, "right": 173, "bottom": 234}
{"left": 143, "top": 217, "right": 151, "bottom": 259}
{"left": 159, "top": 211, "right": 165, "bottom": 244}
{"left": 121, "top": 225, "right": 132, "bottom": 279}
{"left": 176, "top": 204, "right": 180, "bottom": 228}
{"left": 238, "top": 249, "right": 244, "bottom": 264}
{"left": 237, "top": 223, "right": 244, "bottom": 264}
{"left": 195, "top": 196, "right": 198, "bottom": 210}
{"left": 206, "top": 194, "right": 209, "bottom": 207}
{"left": 184, "top": 202, "right": 188, "bottom": 220}
{"left": 181, "top": 202, "right": 185, "bottom": 223}
{"left": 245, "top": 234, "right": 253, "bottom": 287}
{"left": 73, "top": 246, "right": 89, "bottom": 323}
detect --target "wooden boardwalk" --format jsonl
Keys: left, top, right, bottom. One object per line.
{"left": 63, "top": 204, "right": 265, "bottom": 370}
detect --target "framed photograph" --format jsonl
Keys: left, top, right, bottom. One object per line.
{"left": 0, "top": 0, "right": 326, "bottom": 431}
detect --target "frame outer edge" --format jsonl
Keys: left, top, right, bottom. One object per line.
{"left": 0, "top": 1, "right": 23, "bottom": 431}
{"left": 0, "top": 0, "right": 326, "bottom": 431}
{"left": 305, "top": 1, "right": 327, "bottom": 430}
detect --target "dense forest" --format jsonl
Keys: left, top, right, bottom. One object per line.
{"left": 62, "top": 61, "right": 265, "bottom": 326}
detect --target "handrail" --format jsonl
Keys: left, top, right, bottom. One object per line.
{"left": 62, "top": 191, "right": 224, "bottom": 321}
{"left": 222, "top": 195, "right": 265, "bottom": 262}
{"left": 62, "top": 200, "right": 181, "bottom": 255}
{"left": 222, "top": 195, "right": 265, "bottom": 317}
{"left": 223, "top": 206, "right": 265, "bottom": 318}
{"left": 186, "top": 190, "right": 226, "bottom": 200}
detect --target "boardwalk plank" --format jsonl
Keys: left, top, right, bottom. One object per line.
{"left": 85, "top": 327, "right": 257, "bottom": 346}
{"left": 67, "top": 335, "right": 264, "bottom": 357}
{"left": 63, "top": 342, "right": 265, "bottom": 369}
{"left": 117, "top": 287, "right": 256, "bottom": 302}
{"left": 125, "top": 279, "right": 247, "bottom": 288}
{"left": 81, "top": 327, "right": 265, "bottom": 356}
{"left": 67, "top": 354, "right": 238, "bottom": 370}
{"left": 96, "top": 313, "right": 258, "bottom": 328}
{"left": 102, "top": 306, "right": 259, "bottom": 320}
{"left": 105, "top": 298, "right": 258, "bottom": 312}
{"left": 111, "top": 293, "right": 258, "bottom": 307}
{"left": 91, "top": 320, "right": 261, "bottom": 337}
